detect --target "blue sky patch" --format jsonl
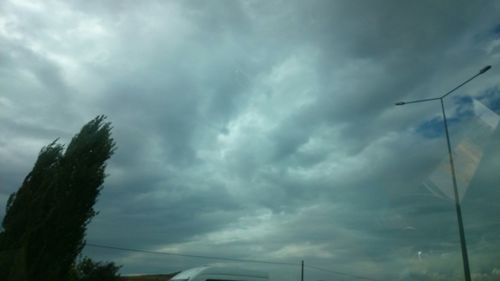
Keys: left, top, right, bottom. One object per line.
{"left": 416, "top": 117, "right": 444, "bottom": 138}
{"left": 493, "top": 24, "right": 500, "bottom": 36}
{"left": 478, "top": 86, "right": 500, "bottom": 112}
{"left": 416, "top": 96, "right": 475, "bottom": 139}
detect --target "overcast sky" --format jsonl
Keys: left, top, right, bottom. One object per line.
{"left": 1, "top": 1, "right": 500, "bottom": 280}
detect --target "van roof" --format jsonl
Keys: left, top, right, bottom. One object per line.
{"left": 172, "top": 266, "right": 268, "bottom": 280}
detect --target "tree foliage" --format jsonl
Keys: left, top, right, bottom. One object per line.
{"left": 69, "top": 256, "right": 121, "bottom": 281}
{"left": 0, "top": 116, "right": 116, "bottom": 281}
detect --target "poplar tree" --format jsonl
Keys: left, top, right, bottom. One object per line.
{"left": 0, "top": 116, "right": 115, "bottom": 281}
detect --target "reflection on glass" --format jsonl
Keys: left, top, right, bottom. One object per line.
{"left": 424, "top": 99, "right": 499, "bottom": 202}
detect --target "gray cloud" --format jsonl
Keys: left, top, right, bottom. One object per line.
{"left": 1, "top": 1, "right": 500, "bottom": 280}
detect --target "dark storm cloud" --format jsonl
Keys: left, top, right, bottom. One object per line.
{"left": 89, "top": 186, "right": 242, "bottom": 248}
{"left": 0, "top": 29, "right": 77, "bottom": 205}
{"left": 1, "top": 0, "right": 500, "bottom": 280}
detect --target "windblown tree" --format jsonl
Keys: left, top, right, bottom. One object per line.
{"left": 69, "top": 256, "right": 121, "bottom": 281}
{"left": 0, "top": 116, "right": 116, "bottom": 281}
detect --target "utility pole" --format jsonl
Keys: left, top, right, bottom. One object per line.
{"left": 301, "top": 260, "right": 304, "bottom": 281}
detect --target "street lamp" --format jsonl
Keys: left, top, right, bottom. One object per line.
{"left": 395, "top": 65, "right": 492, "bottom": 281}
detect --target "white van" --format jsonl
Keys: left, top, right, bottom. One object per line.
{"left": 170, "top": 266, "right": 269, "bottom": 281}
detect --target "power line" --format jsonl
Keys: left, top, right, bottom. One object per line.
{"left": 86, "top": 242, "right": 382, "bottom": 281}
{"left": 86, "top": 242, "right": 297, "bottom": 266}
{"left": 306, "top": 265, "right": 383, "bottom": 281}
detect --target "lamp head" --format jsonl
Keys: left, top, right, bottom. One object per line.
{"left": 395, "top": 102, "right": 406, "bottom": 106}
{"left": 479, "top": 65, "right": 492, "bottom": 74}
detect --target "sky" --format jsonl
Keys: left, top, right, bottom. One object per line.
{"left": 1, "top": 1, "right": 500, "bottom": 280}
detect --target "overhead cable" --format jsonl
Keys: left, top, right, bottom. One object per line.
{"left": 86, "top": 242, "right": 297, "bottom": 266}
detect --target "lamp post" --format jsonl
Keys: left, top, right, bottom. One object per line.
{"left": 395, "top": 65, "right": 492, "bottom": 281}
